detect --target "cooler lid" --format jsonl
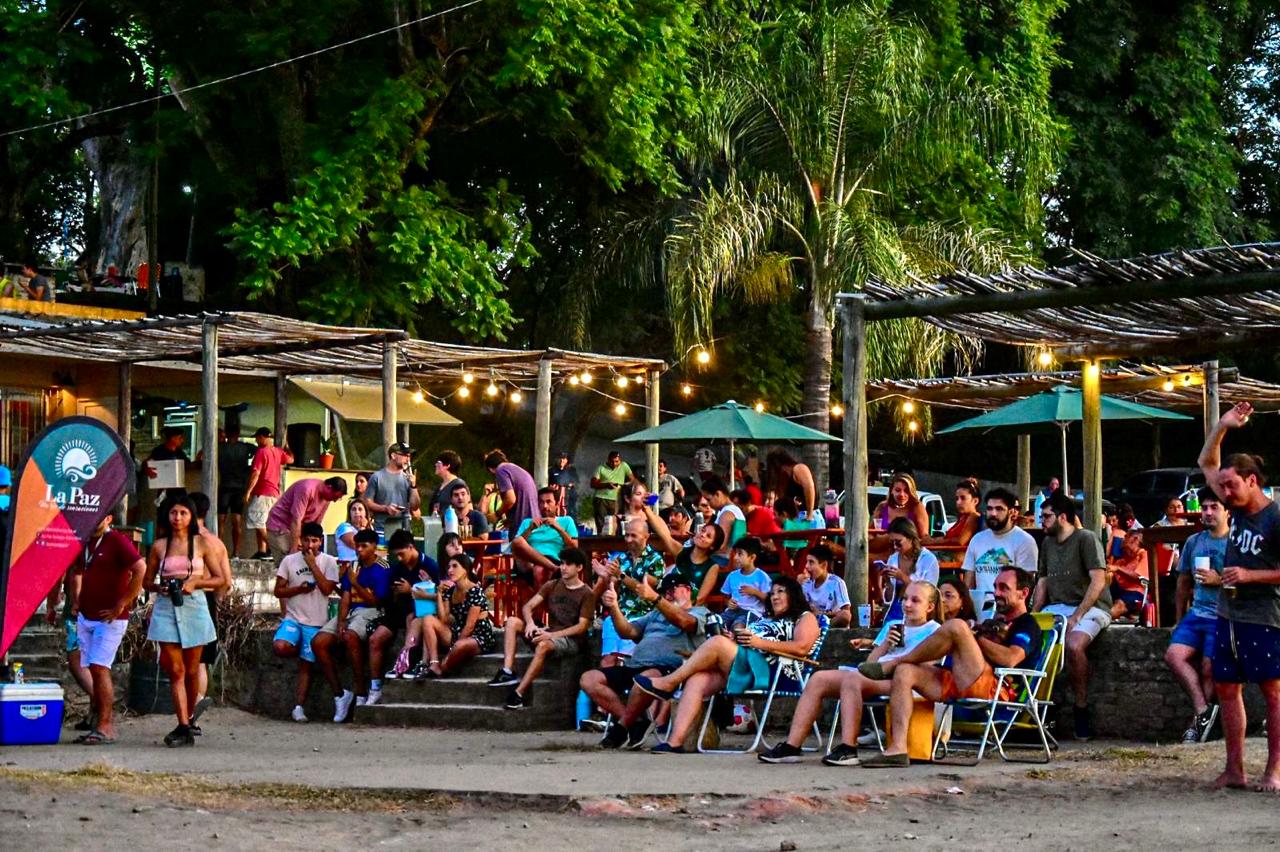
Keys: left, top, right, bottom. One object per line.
{"left": 0, "top": 683, "right": 65, "bottom": 701}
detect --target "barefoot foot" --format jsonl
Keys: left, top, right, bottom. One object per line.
{"left": 1254, "top": 774, "right": 1280, "bottom": 793}
{"left": 1213, "top": 770, "right": 1248, "bottom": 789}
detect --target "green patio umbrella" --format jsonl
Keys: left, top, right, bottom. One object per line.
{"left": 935, "top": 385, "right": 1192, "bottom": 494}
{"left": 615, "top": 400, "right": 840, "bottom": 485}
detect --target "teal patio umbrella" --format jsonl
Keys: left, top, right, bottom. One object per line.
{"left": 615, "top": 400, "right": 841, "bottom": 485}
{"left": 935, "top": 385, "right": 1192, "bottom": 494}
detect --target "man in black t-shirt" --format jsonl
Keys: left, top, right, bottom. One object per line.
{"left": 216, "top": 427, "right": 254, "bottom": 556}
{"left": 861, "top": 567, "right": 1043, "bottom": 767}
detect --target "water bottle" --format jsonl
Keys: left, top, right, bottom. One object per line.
{"left": 1185, "top": 491, "right": 1199, "bottom": 513}
{"left": 575, "top": 689, "right": 593, "bottom": 730}
{"left": 443, "top": 506, "right": 459, "bottom": 535}
{"left": 811, "top": 511, "right": 825, "bottom": 530}
{"left": 11, "top": 662, "right": 24, "bottom": 684}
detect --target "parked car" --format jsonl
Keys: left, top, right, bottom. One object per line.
{"left": 1102, "top": 467, "right": 1206, "bottom": 526}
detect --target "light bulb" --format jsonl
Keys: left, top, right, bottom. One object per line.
{"left": 457, "top": 385, "right": 470, "bottom": 399}
{"left": 1038, "top": 350, "right": 1053, "bottom": 368}
{"left": 615, "top": 375, "right": 629, "bottom": 388}
{"left": 903, "top": 400, "right": 915, "bottom": 414}
{"left": 681, "top": 383, "right": 693, "bottom": 396}
{"left": 510, "top": 390, "right": 523, "bottom": 404}
{"left": 908, "top": 420, "right": 919, "bottom": 432}
{"left": 1162, "top": 379, "right": 1174, "bottom": 392}
{"left": 1182, "top": 374, "right": 1192, "bottom": 386}
{"left": 569, "top": 375, "right": 580, "bottom": 386}
{"left": 412, "top": 390, "right": 424, "bottom": 404}
{"left": 754, "top": 402, "right": 765, "bottom": 413}
{"left": 614, "top": 402, "right": 626, "bottom": 416}
{"left": 580, "top": 371, "right": 593, "bottom": 385}
{"left": 831, "top": 404, "right": 844, "bottom": 417}
{"left": 462, "top": 371, "right": 475, "bottom": 385}
{"left": 486, "top": 382, "right": 499, "bottom": 398}
{"left": 696, "top": 349, "right": 711, "bottom": 365}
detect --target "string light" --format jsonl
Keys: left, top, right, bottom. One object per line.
{"left": 461, "top": 370, "right": 475, "bottom": 385}
{"left": 569, "top": 375, "right": 580, "bottom": 386}
{"left": 681, "top": 383, "right": 693, "bottom": 396}
{"left": 908, "top": 420, "right": 919, "bottom": 432}
{"left": 614, "top": 402, "right": 627, "bottom": 416}
{"left": 615, "top": 375, "right": 629, "bottom": 389}
{"left": 579, "top": 370, "right": 593, "bottom": 385}
{"left": 457, "top": 385, "right": 471, "bottom": 399}
{"left": 696, "top": 349, "right": 712, "bottom": 365}
{"left": 754, "top": 402, "right": 765, "bottom": 413}
{"left": 1037, "top": 350, "right": 1053, "bottom": 368}
{"left": 486, "top": 381, "right": 500, "bottom": 398}
{"left": 411, "top": 390, "right": 424, "bottom": 404}
{"left": 1162, "top": 378, "right": 1174, "bottom": 392}
{"left": 510, "top": 390, "right": 523, "bottom": 404}
{"left": 902, "top": 400, "right": 915, "bottom": 414}
{"left": 1182, "top": 374, "right": 1193, "bottom": 387}
{"left": 831, "top": 403, "right": 844, "bottom": 417}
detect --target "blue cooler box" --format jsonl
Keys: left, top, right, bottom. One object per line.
{"left": 0, "top": 683, "right": 65, "bottom": 745}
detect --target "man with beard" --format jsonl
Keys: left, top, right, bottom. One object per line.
{"left": 1199, "top": 401, "right": 1280, "bottom": 792}
{"left": 961, "top": 487, "right": 1039, "bottom": 619}
{"left": 1033, "top": 491, "right": 1110, "bottom": 740}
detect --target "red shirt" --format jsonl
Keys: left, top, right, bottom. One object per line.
{"left": 76, "top": 530, "right": 142, "bottom": 619}
{"left": 250, "top": 446, "right": 289, "bottom": 498}
{"left": 745, "top": 506, "right": 782, "bottom": 538}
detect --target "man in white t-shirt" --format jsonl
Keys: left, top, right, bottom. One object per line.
{"left": 272, "top": 522, "right": 340, "bottom": 723}
{"left": 801, "top": 544, "right": 851, "bottom": 627}
{"left": 961, "top": 487, "right": 1038, "bottom": 619}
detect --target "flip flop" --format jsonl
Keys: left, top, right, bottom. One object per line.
{"left": 191, "top": 697, "right": 213, "bottom": 723}
{"left": 79, "top": 730, "right": 116, "bottom": 745}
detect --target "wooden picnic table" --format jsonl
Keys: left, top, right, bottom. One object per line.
{"left": 1138, "top": 522, "right": 1201, "bottom": 627}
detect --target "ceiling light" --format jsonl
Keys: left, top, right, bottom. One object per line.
{"left": 457, "top": 385, "right": 470, "bottom": 399}
{"left": 510, "top": 390, "right": 523, "bottom": 404}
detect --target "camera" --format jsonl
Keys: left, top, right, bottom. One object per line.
{"left": 165, "top": 577, "right": 185, "bottom": 607}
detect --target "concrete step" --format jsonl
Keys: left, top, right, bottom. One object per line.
{"left": 355, "top": 700, "right": 568, "bottom": 731}
{"left": 378, "top": 676, "right": 563, "bottom": 709}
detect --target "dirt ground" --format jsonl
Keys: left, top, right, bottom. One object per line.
{"left": 3, "top": 711, "right": 1280, "bottom": 850}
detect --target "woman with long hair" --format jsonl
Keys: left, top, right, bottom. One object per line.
{"left": 882, "top": 516, "right": 940, "bottom": 593}
{"left": 873, "top": 473, "right": 930, "bottom": 538}
{"left": 618, "top": 481, "right": 651, "bottom": 528}
{"left": 415, "top": 553, "right": 497, "bottom": 677}
{"left": 942, "top": 478, "right": 982, "bottom": 547}
{"left": 760, "top": 581, "right": 943, "bottom": 765}
{"left": 939, "top": 576, "right": 978, "bottom": 625}
{"left": 634, "top": 575, "right": 821, "bottom": 754}
{"left": 144, "top": 496, "right": 226, "bottom": 747}
{"left": 335, "top": 499, "right": 374, "bottom": 572}
{"left": 766, "top": 449, "right": 817, "bottom": 518}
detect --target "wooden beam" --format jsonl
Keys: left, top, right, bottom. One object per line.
{"left": 1204, "top": 360, "right": 1220, "bottom": 437}
{"left": 1016, "top": 434, "right": 1031, "bottom": 512}
{"left": 382, "top": 339, "right": 397, "bottom": 452}
{"left": 860, "top": 270, "right": 1280, "bottom": 322}
{"left": 840, "top": 294, "right": 869, "bottom": 610}
{"left": 645, "top": 369, "right": 661, "bottom": 493}
{"left": 274, "top": 374, "right": 288, "bottom": 446}
{"left": 200, "top": 320, "right": 219, "bottom": 536}
{"left": 1081, "top": 360, "right": 1103, "bottom": 536}
{"left": 533, "top": 359, "right": 553, "bottom": 488}
{"left": 0, "top": 312, "right": 226, "bottom": 343}
{"left": 867, "top": 368, "right": 1240, "bottom": 405}
{"left": 1054, "top": 329, "right": 1280, "bottom": 360}
{"left": 126, "top": 330, "right": 407, "bottom": 364}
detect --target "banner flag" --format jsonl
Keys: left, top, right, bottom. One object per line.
{"left": 0, "top": 416, "right": 132, "bottom": 657}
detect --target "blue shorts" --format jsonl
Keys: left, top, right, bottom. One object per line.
{"left": 274, "top": 619, "right": 322, "bottom": 663}
{"left": 1170, "top": 611, "right": 1217, "bottom": 657}
{"left": 600, "top": 617, "right": 636, "bottom": 657}
{"left": 63, "top": 618, "right": 80, "bottom": 653}
{"left": 1212, "top": 618, "right": 1280, "bottom": 684}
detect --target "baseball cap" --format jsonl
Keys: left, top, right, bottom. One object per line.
{"left": 388, "top": 442, "right": 414, "bottom": 456}
{"left": 253, "top": 427, "right": 272, "bottom": 438}
{"left": 658, "top": 573, "right": 692, "bottom": 595}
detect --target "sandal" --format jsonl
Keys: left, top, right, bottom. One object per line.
{"left": 79, "top": 730, "right": 116, "bottom": 745}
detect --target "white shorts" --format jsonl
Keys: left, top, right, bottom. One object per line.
{"left": 1041, "top": 603, "right": 1111, "bottom": 640}
{"left": 246, "top": 495, "right": 277, "bottom": 530}
{"left": 76, "top": 614, "right": 128, "bottom": 668}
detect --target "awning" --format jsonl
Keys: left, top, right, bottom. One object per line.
{"left": 291, "top": 379, "right": 460, "bottom": 426}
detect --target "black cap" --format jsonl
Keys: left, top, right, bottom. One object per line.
{"left": 388, "top": 441, "right": 414, "bottom": 456}
{"left": 253, "top": 427, "right": 272, "bottom": 438}
{"left": 658, "top": 573, "right": 692, "bottom": 594}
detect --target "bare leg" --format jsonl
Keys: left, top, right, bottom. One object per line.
{"left": 66, "top": 648, "right": 93, "bottom": 697}
{"left": 502, "top": 617, "right": 524, "bottom": 671}
{"left": 311, "top": 632, "right": 344, "bottom": 696}
{"left": 648, "top": 635, "right": 739, "bottom": 693}
{"left": 667, "top": 670, "right": 726, "bottom": 747}
{"left": 441, "top": 637, "right": 479, "bottom": 674}
{"left": 880, "top": 664, "right": 947, "bottom": 757}
{"left": 1066, "top": 631, "right": 1093, "bottom": 709}
{"left": 368, "top": 626, "right": 392, "bottom": 679}
{"left": 783, "top": 669, "right": 844, "bottom": 747}
{"left": 158, "top": 643, "right": 189, "bottom": 725}
{"left": 618, "top": 674, "right": 660, "bottom": 727}
{"left": 1166, "top": 644, "right": 1209, "bottom": 715}
{"left": 230, "top": 512, "right": 243, "bottom": 556}
{"left": 879, "top": 619, "right": 987, "bottom": 688}
{"left": 295, "top": 660, "right": 313, "bottom": 708}
{"left": 838, "top": 675, "right": 892, "bottom": 748}
{"left": 89, "top": 665, "right": 116, "bottom": 737}
{"left": 182, "top": 647, "right": 202, "bottom": 719}
{"left": 581, "top": 669, "right": 627, "bottom": 719}
{"left": 516, "top": 641, "right": 554, "bottom": 695}
{"left": 422, "top": 616, "right": 447, "bottom": 670}
{"left": 1214, "top": 681, "right": 1247, "bottom": 788}
{"left": 342, "top": 632, "right": 366, "bottom": 696}
{"left": 1257, "top": 680, "right": 1280, "bottom": 792}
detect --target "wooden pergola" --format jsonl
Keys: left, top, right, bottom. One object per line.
{"left": 0, "top": 311, "right": 667, "bottom": 533}
{"left": 840, "top": 243, "right": 1280, "bottom": 605}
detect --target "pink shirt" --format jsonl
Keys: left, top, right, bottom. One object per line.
{"left": 249, "top": 446, "right": 288, "bottom": 498}
{"left": 267, "top": 479, "right": 332, "bottom": 532}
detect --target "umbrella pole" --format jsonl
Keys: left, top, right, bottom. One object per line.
{"left": 1059, "top": 423, "right": 1069, "bottom": 496}
{"left": 728, "top": 439, "right": 736, "bottom": 489}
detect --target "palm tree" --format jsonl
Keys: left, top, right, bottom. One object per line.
{"left": 657, "top": 2, "right": 1056, "bottom": 485}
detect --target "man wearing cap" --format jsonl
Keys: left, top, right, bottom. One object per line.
{"left": 583, "top": 572, "right": 708, "bottom": 749}
{"left": 548, "top": 451, "right": 578, "bottom": 518}
{"left": 244, "top": 427, "right": 294, "bottom": 560}
{"left": 364, "top": 442, "right": 420, "bottom": 538}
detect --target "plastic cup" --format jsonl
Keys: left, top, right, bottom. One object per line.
{"left": 857, "top": 604, "right": 872, "bottom": 627}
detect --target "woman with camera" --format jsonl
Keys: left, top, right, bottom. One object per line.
{"left": 759, "top": 581, "right": 944, "bottom": 765}
{"left": 144, "top": 495, "right": 226, "bottom": 747}
{"left": 633, "top": 575, "right": 820, "bottom": 754}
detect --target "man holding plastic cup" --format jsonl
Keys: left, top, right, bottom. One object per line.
{"left": 1198, "top": 401, "right": 1280, "bottom": 791}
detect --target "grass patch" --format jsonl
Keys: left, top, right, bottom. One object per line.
{"left": 0, "top": 763, "right": 453, "bottom": 813}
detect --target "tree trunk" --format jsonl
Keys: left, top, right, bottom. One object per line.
{"left": 82, "top": 133, "right": 150, "bottom": 276}
{"left": 801, "top": 288, "right": 833, "bottom": 491}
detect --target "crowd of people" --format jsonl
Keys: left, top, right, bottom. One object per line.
{"left": 39, "top": 409, "right": 1280, "bottom": 794}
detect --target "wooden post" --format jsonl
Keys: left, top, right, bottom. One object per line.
{"left": 839, "top": 294, "right": 869, "bottom": 609}
{"left": 1203, "top": 360, "right": 1220, "bottom": 437}
{"left": 1081, "top": 360, "right": 1103, "bottom": 536}
{"left": 200, "top": 320, "right": 219, "bottom": 536}
{"left": 382, "top": 337, "right": 397, "bottom": 452}
{"left": 533, "top": 359, "right": 553, "bottom": 487}
{"left": 646, "top": 369, "right": 661, "bottom": 492}
{"left": 401, "top": 423, "right": 410, "bottom": 446}
{"left": 273, "top": 374, "right": 288, "bottom": 447}
{"left": 1016, "top": 433, "right": 1031, "bottom": 511}
{"left": 117, "top": 362, "right": 132, "bottom": 516}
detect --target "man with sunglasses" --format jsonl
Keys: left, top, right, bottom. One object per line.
{"left": 961, "top": 487, "right": 1038, "bottom": 619}
{"left": 364, "top": 442, "right": 420, "bottom": 538}
{"left": 1033, "top": 490, "right": 1110, "bottom": 741}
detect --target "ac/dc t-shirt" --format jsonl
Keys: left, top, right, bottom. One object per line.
{"left": 1221, "top": 501, "right": 1280, "bottom": 628}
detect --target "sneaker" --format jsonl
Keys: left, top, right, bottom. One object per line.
{"left": 365, "top": 689, "right": 383, "bottom": 707}
{"left": 1181, "top": 724, "right": 1199, "bottom": 745}
{"left": 333, "top": 689, "right": 355, "bottom": 723}
{"left": 758, "top": 742, "right": 804, "bottom": 764}
{"left": 291, "top": 705, "right": 309, "bottom": 723}
{"left": 384, "top": 669, "right": 401, "bottom": 680}
{"left": 163, "top": 724, "right": 195, "bottom": 748}
{"left": 822, "top": 743, "right": 861, "bottom": 767}
{"left": 625, "top": 720, "right": 652, "bottom": 750}
{"left": 650, "top": 742, "right": 687, "bottom": 755}
{"left": 600, "top": 723, "right": 627, "bottom": 749}
{"left": 1194, "top": 705, "right": 1217, "bottom": 743}
{"left": 189, "top": 723, "right": 202, "bottom": 736}
{"left": 355, "top": 695, "right": 368, "bottom": 707}
{"left": 488, "top": 668, "right": 520, "bottom": 688}
{"left": 407, "top": 662, "right": 429, "bottom": 681}
{"left": 578, "top": 717, "right": 608, "bottom": 733}
{"left": 1073, "top": 706, "right": 1093, "bottom": 741}
{"left": 857, "top": 729, "right": 880, "bottom": 747}
{"left": 504, "top": 688, "right": 527, "bottom": 710}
